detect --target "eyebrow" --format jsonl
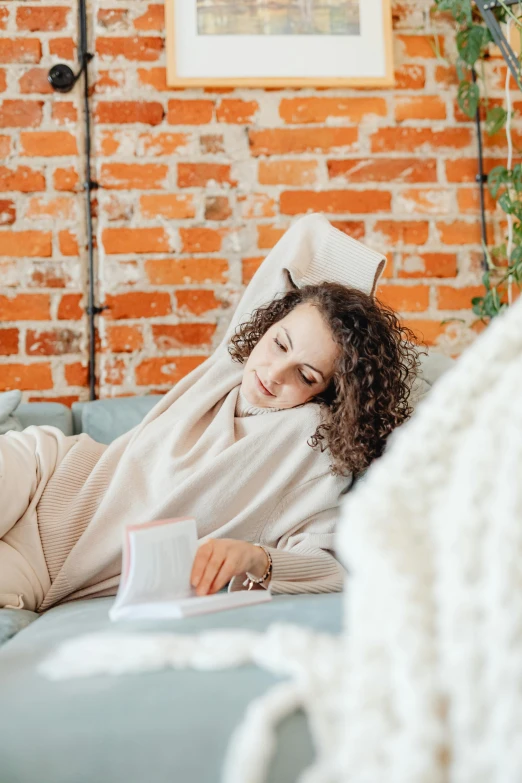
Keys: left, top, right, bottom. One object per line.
{"left": 282, "top": 327, "right": 325, "bottom": 380}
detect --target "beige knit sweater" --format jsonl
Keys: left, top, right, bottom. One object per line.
{"left": 11, "top": 214, "right": 388, "bottom": 611}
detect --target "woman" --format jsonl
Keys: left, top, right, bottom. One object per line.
{"left": 0, "top": 214, "right": 419, "bottom": 612}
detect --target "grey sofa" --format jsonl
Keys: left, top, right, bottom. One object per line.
{"left": 0, "top": 350, "right": 453, "bottom": 783}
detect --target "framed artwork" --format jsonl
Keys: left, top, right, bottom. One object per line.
{"left": 165, "top": 0, "right": 394, "bottom": 88}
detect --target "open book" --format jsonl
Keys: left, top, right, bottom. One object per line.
{"left": 109, "top": 517, "right": 272, "bottom": 621}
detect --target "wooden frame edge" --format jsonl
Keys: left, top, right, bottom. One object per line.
{"left": 165, "top": 0, "right": 395, "bottom": 89}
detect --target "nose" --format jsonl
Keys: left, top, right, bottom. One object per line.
{"left": 267, "top": 356, "right": 291, "bottom": 386}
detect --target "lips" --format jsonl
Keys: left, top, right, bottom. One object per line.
{"left": 255, "top": 371, "right": 275, "bottom": 397}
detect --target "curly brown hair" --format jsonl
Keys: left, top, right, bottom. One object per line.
{"left": 228, "top": 282, "right": 422, "bottom": 479}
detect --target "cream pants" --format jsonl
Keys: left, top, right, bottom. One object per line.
{"left": 0, "top": 426, "right": 76, "bottom": 612}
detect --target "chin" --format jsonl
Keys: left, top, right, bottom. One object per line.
{"left": 251, "top": 389, "right": 271, "bottom": 408}
{"left": 241, "top": 379, "right": 259, "bottom": 405}
{"left": 243, "top": 378, "right": 272, "bottom": 408}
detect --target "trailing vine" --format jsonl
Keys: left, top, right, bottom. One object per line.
{"left": 433, "top": 0, "right": 522, "bottom": 319}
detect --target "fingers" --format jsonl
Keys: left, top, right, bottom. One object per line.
{"left": 190, "top": 539, "right": 251, "bottom": 596}
{"left": 190, "top": 539, "right": 213, "bottom": 588}
{"left": 192, "top": 541, "right": 227, "bottom": 596}
{"left": 207, "top": 559, "right": 240, "bottom": 596}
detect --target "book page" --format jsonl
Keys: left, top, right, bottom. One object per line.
{"left": 117, "top": 518, "right": 198, "bottom": 609}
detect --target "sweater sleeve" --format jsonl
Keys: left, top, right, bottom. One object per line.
{"left": 228, "top": 474, "right": 349, "bottom": 595}
{"left": 217, "top": 213, "right": 386, "bottom": 351}
{"left": 264, "top": 535, "right": 346, "bottom": 594}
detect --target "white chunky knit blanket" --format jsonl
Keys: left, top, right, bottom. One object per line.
{"left": 41, "top": 295, "right": 522, "bottom": 783}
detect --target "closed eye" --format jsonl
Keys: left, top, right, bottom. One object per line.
{"left": 274, "top": 337, "right": 315, "bottom": 385}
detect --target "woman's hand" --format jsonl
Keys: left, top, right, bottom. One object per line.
{"left": 190, "top": 538, "right": 270, "bottom": 596}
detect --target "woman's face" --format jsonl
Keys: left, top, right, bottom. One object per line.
{"left": 241, "top": 303, "right": 339, "bottom": 410}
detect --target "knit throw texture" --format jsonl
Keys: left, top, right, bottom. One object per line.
{"left": 40, "top": 294, "right": 522, "bottom": 783}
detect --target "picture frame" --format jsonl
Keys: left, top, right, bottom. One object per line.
{"left": 165, "top": 0, "right": 394, "bottom": 88}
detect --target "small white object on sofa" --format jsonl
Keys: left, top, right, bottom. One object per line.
{"left": 0, "top": 390, "right": 23, "bottom": 435}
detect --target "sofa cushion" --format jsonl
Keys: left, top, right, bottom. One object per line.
{"left": 73, "top": 396, "right": 163, "bottom": 444}
{"left": 418, "top": 350, "right": 454, "bottom": 387}
{"left": 17, "top": 402, "right": 74, "bottom": 436}
{"left": 0, "top": 608, "right": 38, "bottom": 648}
{"left": 0, "top": 593, "right": 341, "bottom": 783}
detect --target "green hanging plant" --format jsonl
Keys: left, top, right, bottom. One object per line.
{"left": 432, "top": 0, "right": 522, "bottom": 320}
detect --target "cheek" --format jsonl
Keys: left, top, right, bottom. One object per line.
{"left": 301, "top": 388, "right": 315, "bottom": 402}
{"left": 247, "top": 339, "right": 268, "bottom": 367}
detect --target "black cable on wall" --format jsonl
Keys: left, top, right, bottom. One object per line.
{"left": 48, "top": 0, "right": 102, "bottom": 400}
{"left": 472, "top": 68, "right": 489, "bottom": 269}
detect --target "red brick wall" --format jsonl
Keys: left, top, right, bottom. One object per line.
{"left": 0, "top": 0, "right": 516, "bottom": 402}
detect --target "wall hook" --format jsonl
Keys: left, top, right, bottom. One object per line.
{"left": 48, "top": 54, "right": 94, "bottom": 94}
